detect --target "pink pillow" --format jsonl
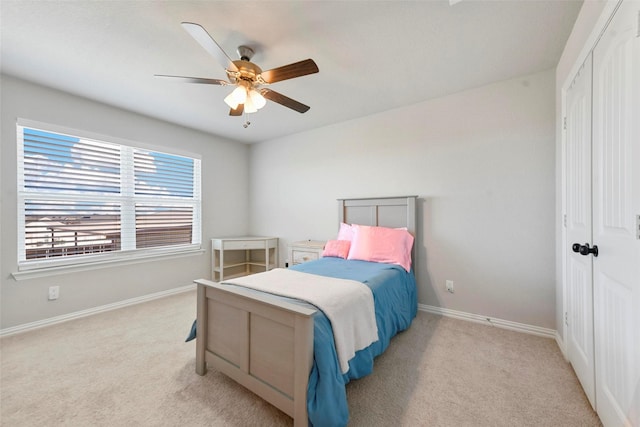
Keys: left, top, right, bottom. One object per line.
{"left": 322, "top": 240, "right": 351, "bottom": 259}
{"left": 347, "top": 224, "right": 414, "bottom": 272}
{"left": 336, "top": 222, "right": 355, "bottom": 241}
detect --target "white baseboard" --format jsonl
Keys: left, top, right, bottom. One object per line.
{"left": 0, "top": 284, "right": 196, "bottom": 337}
{"left": 555, "top": 331, "right": 568, "bottom": 360}
{"left": 2, "top": 290, "right": 558, "bottom": 341}
{"left": 418, "top": 304, "right": 557, "bottom": 339}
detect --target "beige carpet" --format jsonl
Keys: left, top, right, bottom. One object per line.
{"left": 0, "top": 290, "right": 601, "bottom": 426}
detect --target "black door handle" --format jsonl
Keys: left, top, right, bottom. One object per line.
{"left": 571, "top": 242, "right": 598, "bottom": 257}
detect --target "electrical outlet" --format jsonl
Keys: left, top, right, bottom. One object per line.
{"left": 446, "top": 280, "right": 454, "bottom": 293}
{"left": 48, "top": 286, "right": 60, "bottom": 300}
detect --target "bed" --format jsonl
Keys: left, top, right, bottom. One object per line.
{"left": 193, "top": 196, "right": 418, "bottom": 426}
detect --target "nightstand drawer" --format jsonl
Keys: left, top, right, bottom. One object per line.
{"left": 292, "top": 250, "right": 320, "bottom": 265}
{"left": 288, "top": 240, "right": 326, "bottom": 266}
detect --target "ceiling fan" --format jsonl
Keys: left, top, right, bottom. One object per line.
{"left": 156, "top": 22, "right": 319, "bottom": 123}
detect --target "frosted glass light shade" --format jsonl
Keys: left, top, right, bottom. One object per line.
{"left": 224, "top": 86, "right": 247, "bottom": 109}
{"left": 244, "top": 95, "right": 258, "bottom": 113}
{"left": 249, "top": 90, "right": 267, "bottom": 109}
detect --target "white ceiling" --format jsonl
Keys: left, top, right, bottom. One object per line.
{"left": 0, "top": 0, "right": 583, "bottom": 144}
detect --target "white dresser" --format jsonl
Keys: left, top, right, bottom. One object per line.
{"left": 287, "top": 240, "right": 326, "bottom": 266}
{"left": 211, "top": 237, "right": 278, "bottom": 282}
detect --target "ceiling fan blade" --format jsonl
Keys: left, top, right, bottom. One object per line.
{"left": 181, "top": 22, "right": 238, "bottom": 72}
{"left": 154, "top": 74, "right": 228, "bottom": 85}
{"left": 260, "top": 89, "right": 310, "bottom": 113}
{"left": 260, "top": 59, "right": 319, "bottom": 84}
{"left": 229, "top": 104, "right": 244, "bottom": 116}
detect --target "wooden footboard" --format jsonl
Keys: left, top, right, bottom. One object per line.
{"left": 194, "top": 279, "right": 316, "bottom": 427}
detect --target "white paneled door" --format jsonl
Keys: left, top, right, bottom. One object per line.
{"left": 565, "top": 55, "right": 596, "bottom": 409}
{"left": 592, "top": 1, "right": 640, "bottom": 425}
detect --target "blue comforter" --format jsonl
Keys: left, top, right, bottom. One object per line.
{"left": 290, "top": 258, "right": 417, "bottom": 427}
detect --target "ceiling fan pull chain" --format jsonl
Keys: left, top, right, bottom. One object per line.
{"left": 243, "top": 111, "right": 251, "bottom": 128}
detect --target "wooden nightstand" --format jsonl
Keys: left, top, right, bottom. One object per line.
{"left": 288, "top": 240, "right": 326, "bottom": 266}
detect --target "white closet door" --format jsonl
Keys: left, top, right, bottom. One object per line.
{"left": 565, "top": 55, "right": 596, "bottom": 409}
{"left": 592, "top": 1, "right": 640, "bottom": 425}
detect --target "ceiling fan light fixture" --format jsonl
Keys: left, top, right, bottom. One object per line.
{"left": 223, "top": 92, "right": 239, "bottom": 109}
{"left": 232, "top": 86, "right": 247, "bottom": 103}
{"left": 224, "top": 86, "right": 248, "bottom": 109}
{"left": 249, "top": 89, "right": 267, "bottom": 109}
{"left": 244, "top": 94, "right": 258, "bottom": 113}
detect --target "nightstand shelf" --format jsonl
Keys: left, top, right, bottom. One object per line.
{"left": 211, "top": 237, "right": 278, "bottom": 282}
{"left": 288, "top": 240, "right": 326, "bottom": 266}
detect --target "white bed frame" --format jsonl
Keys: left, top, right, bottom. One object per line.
{"left": 194, "top": 196, "right": 417, "bottom": 426}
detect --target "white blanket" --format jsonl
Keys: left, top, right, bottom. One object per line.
{"left": 224, "top": 268, "right": 378, "bottom": 373}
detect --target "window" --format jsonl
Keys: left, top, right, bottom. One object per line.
{"left": 16, "top": 121, "right": 201, "bottom": 271}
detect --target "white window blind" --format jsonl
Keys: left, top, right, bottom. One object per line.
{"left": 17, "top": 123, "right": 201, "bottom": 270}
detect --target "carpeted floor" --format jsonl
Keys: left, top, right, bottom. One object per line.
{"left": 0, "top": 289, "right": 601, "bottom": 426}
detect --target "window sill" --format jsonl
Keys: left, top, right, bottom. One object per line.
{"left": 11, "top": 247, "right": 205, "bottom": 281}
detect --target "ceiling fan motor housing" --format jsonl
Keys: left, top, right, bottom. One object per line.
{"left": 228, "top": 60, "right": 262, "bottom": 86}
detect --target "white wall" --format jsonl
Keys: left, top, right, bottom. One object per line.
{"left": 250, "top": 69, "right": 557, "bottom": 329}
{"left": 0, "top": 75, "right": 250, "bottom": 329}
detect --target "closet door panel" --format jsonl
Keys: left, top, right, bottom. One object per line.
{"left": 567, "top": 257, "right": 595, "bottom": 399}
{"left": 592, "top": 1, "right": 640, "bottom": 425}
{"left": 565, "top": 55, "right": 595, "bottom": 408}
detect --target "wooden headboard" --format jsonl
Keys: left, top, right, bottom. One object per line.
{"left": 337, "top": 196, "right": 418, "bottom": 268}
